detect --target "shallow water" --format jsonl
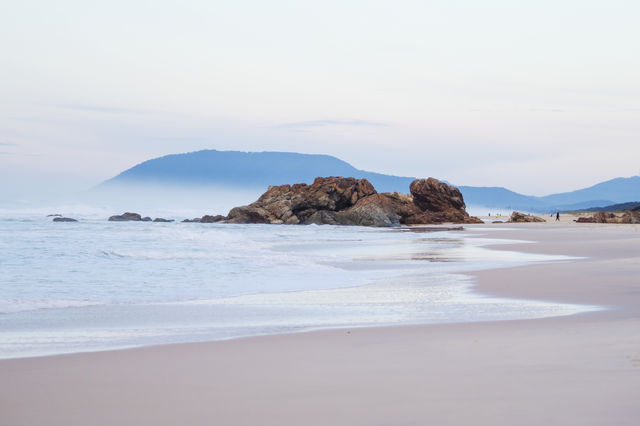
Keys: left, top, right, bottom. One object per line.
{"left": 0, "top": 216, "right": 597, "bottom": 359}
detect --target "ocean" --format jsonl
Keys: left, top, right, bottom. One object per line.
{"left": 0, "top": 213, "right": 597, "bottom": 359}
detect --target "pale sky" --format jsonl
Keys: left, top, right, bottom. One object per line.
{"left": 1, "top": 0, "right": 639, "bottom": 200}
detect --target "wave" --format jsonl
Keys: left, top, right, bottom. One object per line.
{"left": 0, "top": 298, "right": 104, "bottom": 314}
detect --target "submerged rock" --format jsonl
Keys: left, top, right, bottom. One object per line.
{"left": 153, "top": 218, "right": 175, "bottom": 223}
{"left": 52, "top": 217, "right": 78, "bottom": 222}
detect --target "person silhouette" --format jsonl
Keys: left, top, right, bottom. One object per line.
{"left": 556, "top": 212, "right": 560, "bottom": 221}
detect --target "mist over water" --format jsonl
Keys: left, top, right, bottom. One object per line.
{"left": 0, "top": 212, "right": 598, "bottom": 359}
{"left": 0, "top": 182, "right": 265, "bottom": 220}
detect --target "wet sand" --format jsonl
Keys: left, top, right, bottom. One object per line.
{"left": 1, "top": 223, "right": 639, "bottom": 426}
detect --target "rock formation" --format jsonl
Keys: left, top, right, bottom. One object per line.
{"left": 109, "top": 213, "right": 173, "bottom": 222}
{"left": 109, "top": 212, "right": 143, "bottom": 221}
{"left": 222, "top": 176, "right": 481, "bottom": 227}
{"left": 576, "top": 210, "right": 640, "bottom": 224}
{"left": 507, "top": 211, "right": 546, "bottom": 223}
{"left": 52, "top": 217, "right": 77, "bottom": 222}
{"left": 620, "top": 209, "right": 640, "bottom": 224}
{"left": 200, "top": 215, "right": 226, "bottom": 223}
{"left": 182, "top": 218, "right": 201, "bottom": 223}
{"left": 575, "top": 216, "right": 596, "bottom": 223}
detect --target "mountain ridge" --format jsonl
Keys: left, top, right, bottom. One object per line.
{"left": 99, "top": 149, "right": 639, "bottom": 213}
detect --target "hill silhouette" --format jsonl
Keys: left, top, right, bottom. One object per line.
{"left": 99, "top": 150, "right": 640, "bottom": 213}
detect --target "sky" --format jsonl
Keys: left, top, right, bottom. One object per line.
{"left": 1, "top": 0, "right": 639, "bottom": 200}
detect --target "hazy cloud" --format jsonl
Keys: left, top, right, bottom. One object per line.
{"left": 53, "top": 104, "right": 151, "bottom": 115}
{"left": 0, "top": 142, "right": 17, "bottom": 146}
{"left": 151, "top": 137, "right": 209, "bottom": 142}
{"left": 278, "top": 119, "right": 390, "bottom": 129}
{"left": 0, "top": 151, "right": 42, "bottom": 157}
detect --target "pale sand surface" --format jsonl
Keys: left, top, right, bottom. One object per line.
{"left": 2, "top": 224, "right": 639, "bottom": 426}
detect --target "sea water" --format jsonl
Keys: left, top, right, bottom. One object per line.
{"left": 0, "top": 214, "right": 597, "bottom": 359}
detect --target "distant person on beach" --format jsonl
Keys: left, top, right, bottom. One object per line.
{"left": 556, "top": 212, "right": 560, "bottom": 221}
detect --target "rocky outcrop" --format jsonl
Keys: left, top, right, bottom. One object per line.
{"left": 575, "top": 216, "right": 596, "bottom": 223}
{"left": 226, "top": 177, "right": 377, "bottom": 225}
{"left": 507, "top": 211, "right": 546, "bottom": 223}
{"left": 109, "top": 212, "right": 143, "bottom": 221}
{"left": 576, "top": 210, "right": 640, "bottom": 224}
{"left": 109, "top": 212, "right": 173, "bottom": 222}
{"left": 52, "top": 217, "right": 77, "bottom": 222}
{"left": 200, "top": 215, "right": 226, "bottom": 223}
{"left": 224, "top": 176, "right": 480, "bottom": 227}
{"left": 620, "top": 210, "right": 640, "bottom": 224}
{"left": 182, "top": 215, "right": 225, "bottom": 223}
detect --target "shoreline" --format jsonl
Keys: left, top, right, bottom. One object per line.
{"left": 0, "top": 223, "right": 596, "bottom": 361}
{"left": 1, "top": 223, "right": 639, "bottom": 425}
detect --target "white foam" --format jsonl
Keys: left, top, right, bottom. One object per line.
{"left": 0, "top": 299, "right": 103, "bottom": 314}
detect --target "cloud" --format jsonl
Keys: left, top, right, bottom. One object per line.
{"left": 0, "top": 151, "right": 41, "bottom": 157}
{"left": 151, "top": 137, "right": 209, "bottom": 142}
{"left": 52, "top": 104, "right": 151, "bottom": 115}
{"left": 278, "top": 119, "right": 390, "bottom": 129}
{"left": 0, "top": 142, "right": 17, "bottom": 146}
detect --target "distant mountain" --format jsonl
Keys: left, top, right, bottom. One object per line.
{"left": 568, "top": 201, "right": 640, "bottom": 213}
{"left": 98, "top": 150, "right": 640, "bottom": 213}
{"left": 460, "top": 176, "right": 639, "bottom": 212}
{"left": 539, "top": 177, "right": 640, "bottom": 206}
{"left": 455, "top": 186, "right": 549, "bottom": 212}
{"left": 99, "top": 150, "right": 415, "bottom": 193}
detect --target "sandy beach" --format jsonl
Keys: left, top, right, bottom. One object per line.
{"left": 1, "top": 223, "right": 639, "bottom": 426}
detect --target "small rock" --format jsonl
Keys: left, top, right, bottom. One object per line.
{"left": 507, "top": 211, "right": 546, "bottom": 223}
{"left": 53, "top": 217, "right": 78, "bottom": 222}
{"left": 576, "top": 216, "right": 596, "bottom": 223}
{"left": 153, "top": 218, "right": 174, "bottom": 223}
{"left": 108, "top": 212, "right": 143, "bottom": 221}
{"left": 182, "top": 218, "right": 202, "bottom": 223}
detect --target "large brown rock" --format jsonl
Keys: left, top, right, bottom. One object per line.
{"left": 223, "top": 176, "right": 480, "bottom": 227}
{"left": 226, "top": 177, "right": 377, "bottom": 224}
{"left": 334, "top": 193, "right": 407, "bottom": 227}
{"left": 408, "top": 178, "right": 482, "bottom": 224}
{"left": 410, "top": 178, "right": 465, "bottom": 211}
